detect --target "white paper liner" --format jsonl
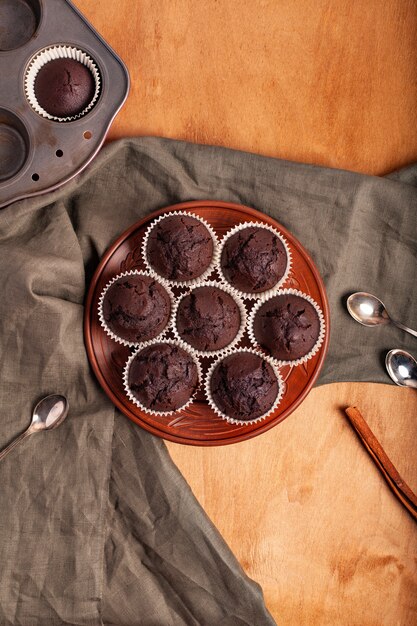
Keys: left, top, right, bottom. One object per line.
{"left": 98, "top": 270, "right": 175, "bottom": 348}
{"left": 141, "top": 211, "right": 220, "bottom": 288}
{"left": 123, "top": 339, "right": 202, "bottom": 416}
{"left": 217, "top": 221, "right": 292, "bottom": 300}
{"left": 247, "top": 288, "right": 326, "bottom": 367}
{"left": 205, "top": 349, "right": 284, "bottom": 426}
{"left": 171, "top": 280, "right": 247, "bottom": 358}
{"left": 25, "top": 45, "right": 101, "bottom": 122}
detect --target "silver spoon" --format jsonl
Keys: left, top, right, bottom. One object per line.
{"left": 0, "top": 394, "right": 69, "bottom": 462}
{"left": 385, "top": 349, "right": 417, "bottom": 389}
{"left": 347, "top": 292, "right": 417, "bottom": 338}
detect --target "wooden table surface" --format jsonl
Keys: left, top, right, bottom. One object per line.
{"left": 78, "top": 2, "right": 417, "bottom": 624}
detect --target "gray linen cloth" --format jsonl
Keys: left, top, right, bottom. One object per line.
{"left": 0, "top": 137, "right": 416, "bottom": 626}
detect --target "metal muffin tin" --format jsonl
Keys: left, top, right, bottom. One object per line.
{"left": 0, "top": 0, "right": 130, "bottom": 208}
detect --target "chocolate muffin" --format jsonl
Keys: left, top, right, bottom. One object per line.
{"left": 146, "top": 214, "right": 214, "bottom": 282}
{"left": 209, "top": 352, "right": 279, "bottom": 421}
{"left": 221, "top": 226, "right": 287, "bottom": 293}
{"left": 127, "top": 343, "right": 199, "bottom": 412}
{"left": 253, "top": 293, "right": 321, "bottom": 361}
{"left": 34, "top": 58, "right": 95, "bottom": 118}
{"left": 176, "top": 286, "right": 242, "bottom": 352}
{"left": 101, "top": 274, "right": 171, "bottom": 344}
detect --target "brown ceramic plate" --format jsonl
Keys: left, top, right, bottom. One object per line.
{"left": 84, "top": 200, "right": 330, "bottom": 446}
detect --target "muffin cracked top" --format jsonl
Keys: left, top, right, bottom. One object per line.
{"left": 127, "top": 343, "right": 199, "bottom": 412}
{"left": 209, "top": 352, "right": 278, "bottom": 421}
{"left": 176, "top": 286, "right": 241, "bottom": 351}
{"left": 253, "top": 293, "right": 320, "bottom": 360}
{"left": 146, "top": 214, "right": 214, "bottom": 281}
{"left": 102, "top": 274, "right": 171, "bottom": 343}
{"left": 221, "top": 226, "right": 287, "bottom": 293}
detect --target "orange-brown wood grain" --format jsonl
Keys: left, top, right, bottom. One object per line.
{"left": 168, "top": 383, "right": 417, "bottom": 626}
{"left": 74, "top": 1, "right": 417, "bottom": 623}
{"left": 78, "top": 0, "right": 417, "bottom": 175}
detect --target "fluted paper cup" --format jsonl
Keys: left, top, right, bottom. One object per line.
{"left": 142, "top": 211, "right": 220, "bottom": 287}
{"left": 171, "top": 280, "right": 247, "bottom": 358}
{"left": 205, "top": 349, "right": 284, "bottom": 425}
{"left": 25, "top": 45, "right": 101, "bottom": 122}
{"left": 217, "top": 221, "right": 292, "bottom": 300}
{"left": 98, "top": 270, "right": 174, "bottom": 348}
{"left": 123, "top": 339, "right": 202, "bottom": 416}
{"left": 248, "top": 288, "right": 326, "bottom": 366}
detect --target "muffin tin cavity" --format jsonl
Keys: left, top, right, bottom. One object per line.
{"left": 25, "top": 46, "right": 101, "bottom": 122}
{"left": 0, "top": 0, "right": 41, "bottom": 51}
{"left": 0, "top": 110, "right": 29, "bottom": 182}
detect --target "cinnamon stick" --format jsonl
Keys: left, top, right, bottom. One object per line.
{"left": 345, "top": 406, "right": 417, "bottom": 523}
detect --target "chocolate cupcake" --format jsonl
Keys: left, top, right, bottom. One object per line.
{"left": 99, "top": 272, "right": 172, "bottom": 345}
{"left": 25, "top": 46, "right": 101, "bottom": 121}
{"left": 220, "top": 224, "right": 289, "bottom": 295}
{"left": 143, "top": 212, "right": 217, "bottom": 284}
{"left": 174, "top": 284, "right": 245, "bottom": 354}
{"left": 251, "top": 291, "right": 322, "bottom": 362}
{"left": 207, "top": 351, "right": 280, "bottom": 423}
{"left": 34, "top": 58, "right": 95, "bottom": 118}
{"left": 124, "top": 342, "right": 200, "bottom": 413}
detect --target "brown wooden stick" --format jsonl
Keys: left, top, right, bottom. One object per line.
{"left": 345, "top": 406, "right": 417, "bottom": 523}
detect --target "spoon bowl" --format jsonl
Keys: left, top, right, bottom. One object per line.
{"left": 385, "top": 349, "right": 417, "bottom": 389}
{"left": 0, "top": 394, "right": 69, "bottom": 462}
{"left": 347, "top": 292, "right": 390, "bottom": 327}
{"left": 347, "top": 292, "right": 417, "bottom": 337}
{"left": 31, "top": 394, "right": 69, "bottom": 431}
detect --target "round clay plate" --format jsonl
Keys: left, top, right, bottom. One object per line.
{"left": 84, "top": 200, "right": 330, "bottom": 446}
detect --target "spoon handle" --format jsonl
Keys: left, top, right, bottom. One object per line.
{"left": 391, "top": 319, "right": 417, "bottom": 338}
{"left": 0, "top": 428, "right": 33, "bottom": 462}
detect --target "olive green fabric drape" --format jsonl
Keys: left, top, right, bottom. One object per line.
{"left": 0, "top": 137, "right": 415, "bottom": 625}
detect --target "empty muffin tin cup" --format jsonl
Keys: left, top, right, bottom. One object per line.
{"left": 0, "top": 0, "right": 41, "bottom": 51}
{"left": 0, "top": 109, "right": 30, "bottom": 182}
{"left": 24, "top": 45, "right": 101, "bottom": 122}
